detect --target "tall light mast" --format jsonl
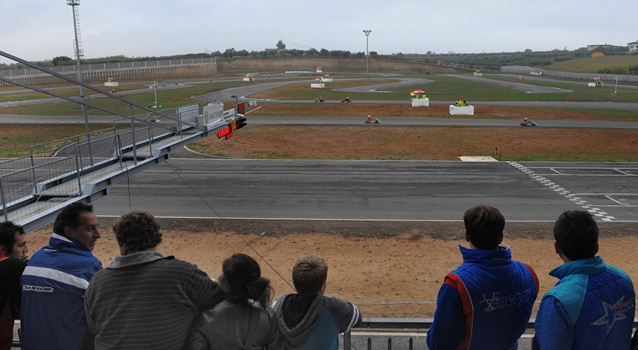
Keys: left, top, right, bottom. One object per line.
{"left": 363, "top": 30, "right": 371, "bottom": 80}
{"left": 67, "top": 0, "right": 92, "bottom": 164}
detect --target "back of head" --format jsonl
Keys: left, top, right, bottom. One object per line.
{"left": 0, "top": 221, "right": 24, "bottom": 255}
{"left": 112, "top": 210, "right": 162, "bottom": 254}
{"left": 464, "top": 204, "right": 505, "bottom": 250}
{"left": 292, "top": 255, "right": 328, "bottom": 296}
{"left": 221, "top": 254, "right": 272, "bottom": 307}
{"left": 554, "top": 210, "right": 599, "bottom": 260}
{"left": 53, "top": 202, "right": 93, "bottom": 234}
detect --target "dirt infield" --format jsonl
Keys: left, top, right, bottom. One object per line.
{"left": 24, "top": 219, "right": 638, "bottom": 318}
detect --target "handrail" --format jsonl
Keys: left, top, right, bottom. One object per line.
{"left": 342, "top": 317, "right": 638, "bottom": 350}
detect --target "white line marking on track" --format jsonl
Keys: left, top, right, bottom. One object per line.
{"left": 508, "top": 162, "right": 616, "bottom": 221}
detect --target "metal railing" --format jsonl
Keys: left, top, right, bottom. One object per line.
{"left": 342, "top": 317, "right": 638, "bottom": 350}
{"left": 0, "top": 50, "right": 235, "bottom": 232}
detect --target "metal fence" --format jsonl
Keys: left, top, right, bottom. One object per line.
{"left": 0, "top": 107, "right": 199, "bottom": 224}
{"left": 500, "top": 65, "right": 638, "bottom": 83}
{"left": 0, "top": 57, "right": 216, "bottom": 78}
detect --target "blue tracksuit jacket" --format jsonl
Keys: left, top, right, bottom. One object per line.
{"left": 533, "top": 257, "right": 635, "bottom": 350}
{"left": 20, "top": 233, "right": 102, "bottom": 350}
{"left": 427, "top": 245, "right": 539, "bottom": 350}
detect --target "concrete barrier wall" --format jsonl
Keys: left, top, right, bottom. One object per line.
{"left": 0, "top": 58, "right": 217, "bottom": 87}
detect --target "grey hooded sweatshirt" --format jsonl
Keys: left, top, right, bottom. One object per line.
{"left": 272, "top": 293, "right": 361, "bottom": 350}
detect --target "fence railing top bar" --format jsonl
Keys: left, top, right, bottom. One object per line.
{"left": 0, "top": 155, "right": 31, "bottom": 166}
{"left": 30, "top": 127, "right": 117, "bottom": 151}
{"left": 0, "top": 50, "right": 175, "bottom": 120}
{"left": 0, "top": 155, "right": 75, "bottom": 180}
{"left": 350, "top": 317, "right": 638, "bottom": 331}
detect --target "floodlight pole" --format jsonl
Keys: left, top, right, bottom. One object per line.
{"left": 68, "top": 0, "right": 93, "bottom": 165}
{"left": 153, "top": 81, "right": 158, "bottom": 108}
{"left": 363, "top": 30, "right": 371, "bottom": 80}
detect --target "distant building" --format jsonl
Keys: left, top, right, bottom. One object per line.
{"left": 264, "top": 48, "right": 288, "bottom": 53}
{"left": 629, "top": 41, "right": 638, "bottom": 52}
{"left": 586, "top": 44, "right": 616, "bottom": 51}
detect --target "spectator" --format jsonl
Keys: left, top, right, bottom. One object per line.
{"left": 426, "top": 204, "right": 539, "bottom": 350}
{"left": 20, "top": 202, "right": 102, "bottom": 350}
{"left": 84, "top": 210, "right": 224, "bottom": 350}
{"left": 0, "top": 222, "right": 28, "bottom": 350}
{"left": 188, "top": 253, "right": 283, "bottom": 349}
{"left": 272, "top": 255, "right": 361, "bottom": 350}
{"left": 533, "top": 210, "right": 635, "bottom": 349}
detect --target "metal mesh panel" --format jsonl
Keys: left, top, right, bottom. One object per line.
{"left": 0, "top": 156, "right": 78, "bottom": 222}
{"left": 30, "top": 127, "right": 116, "bottom": 158}
{"left": 0, "top": 156, "right": 33, "bottom": 177}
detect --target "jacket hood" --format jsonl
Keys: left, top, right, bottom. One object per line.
{"left": 273, "top": 293, "right": 324, "bottom": 348}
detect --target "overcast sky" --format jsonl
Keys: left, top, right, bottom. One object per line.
{"left": 1, "top": 0, "right": 637, "bottom": 64}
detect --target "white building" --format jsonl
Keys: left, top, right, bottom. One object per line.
{"left": 629, "top": 41, "right": 638, "bottom": 52}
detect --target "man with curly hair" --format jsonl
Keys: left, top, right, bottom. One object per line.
{"left": 84, "top": 210, "right": 224, "bottom": 350}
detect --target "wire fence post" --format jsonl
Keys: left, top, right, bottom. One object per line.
{"left": 344, "top": 331, "right": 351, "bottom": 350}
{"left": 130, "top": 105, "right": 137, "bottom": 165}
{"left": 29, "top": 146, "right": 38, "bottom": 195}
{"left": 0, "top": 178, "right": 8, "bottom": 221}
{"left": 75, "top": 146, "right": 83, "bottom": 195}
{"left": 148, "top": 126, "right": 153, "bottom": 156}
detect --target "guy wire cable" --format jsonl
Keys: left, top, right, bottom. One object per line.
{"left": 164, "top": 159, "right": 295, "bottom": 292}
{"left": 164, "top": 160, "right": 363, "bottom": 349}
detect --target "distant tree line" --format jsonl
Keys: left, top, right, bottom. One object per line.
{"left": 406, "top": 46, "right": 633, "bottom": 72}
{"left": 1, "top": 42, "right": 634, "bottom": 74}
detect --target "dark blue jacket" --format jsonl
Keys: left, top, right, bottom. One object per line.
{"left": 533, "top": 257, "right": 635, "bottom": 350}
{"left": 427, "top": 245, "right": 539, "bottom": 350}
{"left": 20, "top": 233, "right": 102, "bottom": 350}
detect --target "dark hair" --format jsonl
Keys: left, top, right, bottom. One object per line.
{"left": 53, "top": 202, "right": 93, "bottom": 234}
{"left": 292, "top": 255, "right": 328, "bottom": 296}
{"left": 464, "top": 204, "right": 505, "bottom": 250}
{"left": 112, "top": 210, "right": 162, "bottom": 254}
{"left": 554, "top": 210, "right": 599, "bottom": 260}
{"left": 0, "top": 221, "right": 24, "bottom": 255}
{"left": 220, "top": 254, "right": 272, "bottom": 308}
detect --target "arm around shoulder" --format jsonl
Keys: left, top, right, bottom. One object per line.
{"left": 184, "top": 262, "right": 225, "bottom": 311}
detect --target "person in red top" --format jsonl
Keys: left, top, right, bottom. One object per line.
{"left": 0, "top": 221, "right": 28, "bottom": 350}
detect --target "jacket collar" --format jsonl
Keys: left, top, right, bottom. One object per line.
{"left": 50, "top": 232, "right": 89, "bottom": 251}
{"left": 107, "top": 250, "right": 173, "bottom": 269}
{"left": 459, "top": 244, "right": 512, "bottom": 265}
{"left": 549, "top": 256, "right": 606, "bottom": 279}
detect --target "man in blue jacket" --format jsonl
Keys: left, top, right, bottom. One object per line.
{"left": 427, "top": 204, "right": 539, "bottom": 350}
{"left": 533, "top": 210, "right": 635, "bottom": 349}
{"left": 20, "top": 202, "right": 102, "bottom": 350}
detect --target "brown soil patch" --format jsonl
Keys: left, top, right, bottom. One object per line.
{"left": 23, "top": 219, "right": 638, "bottom": 318}
{"left": 190, "top": 125, "right": 638, "bottom": 161}
{"left": 251, "top": 102, "right": 635, "bottom": 121}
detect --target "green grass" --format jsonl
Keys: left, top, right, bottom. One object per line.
{"left": 0, "top": 81, "right": 247, "bottom": 116}
{"left": 251, "top": 74, "right": 638, "bottom": 103}
{"left": 542, "top": 55, "right": 638, "bottom": 73}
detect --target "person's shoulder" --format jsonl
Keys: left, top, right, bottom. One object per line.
{"left": 605, "top": 264, "right": 633, "bottom": 285}
{"left": 322, "top": 295, "right": 356, "bottom": 309}
{"left": 1, "top": 257, "right": 26, "bottom": 270}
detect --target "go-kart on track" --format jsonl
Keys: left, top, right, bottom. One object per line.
{"left": 2, "top": 76, "right": 638, "bottom": 222}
